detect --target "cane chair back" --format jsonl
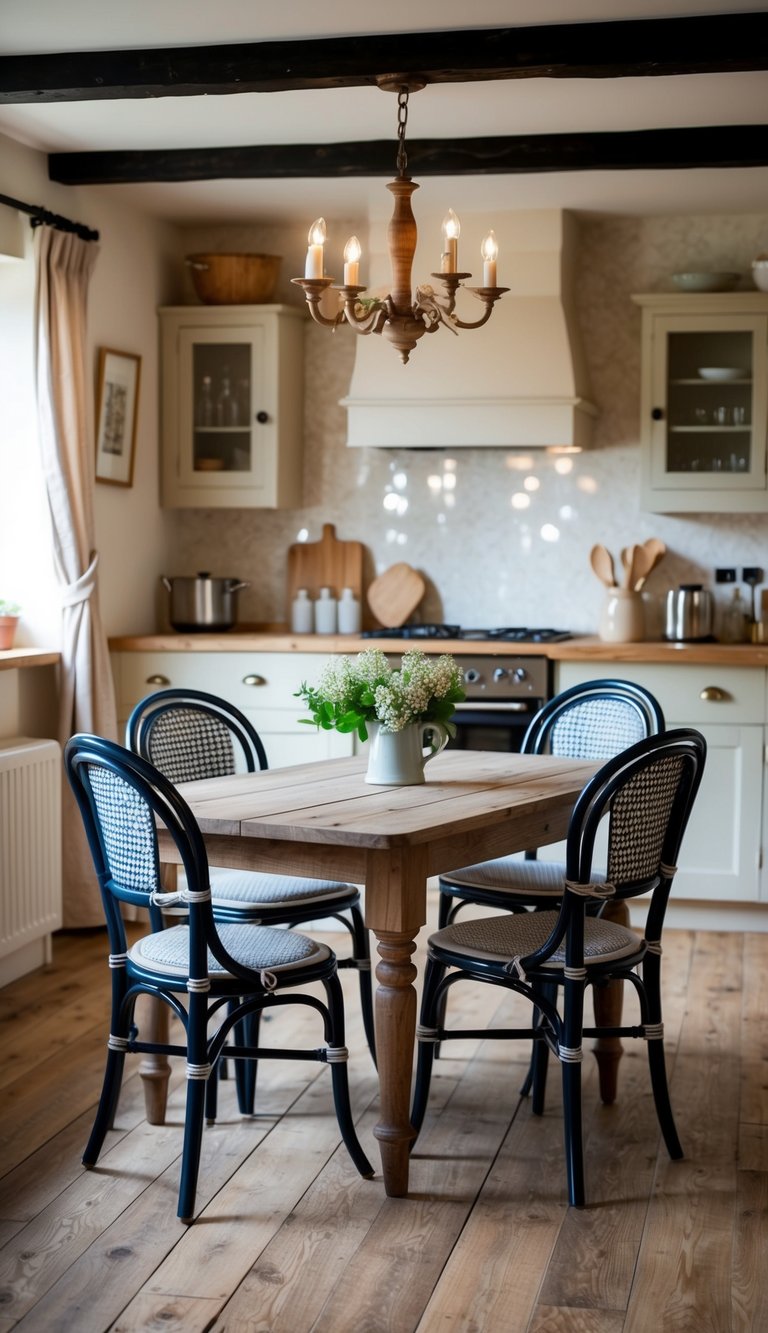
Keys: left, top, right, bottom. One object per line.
{"left": 65, "top": 733, "right": 373, "bottom": 1222}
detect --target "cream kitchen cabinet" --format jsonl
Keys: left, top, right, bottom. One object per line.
{"left": 632, "top": 293, "right": 768, "bottom": 513}
{"left": 159, "top": 305, "right": 305, "bottom": 509}
{"left": 556, "top": 660, "right": 766, "bottom": 904}
{"left": 111, "top": 651, "right": 353, "bottom": 769}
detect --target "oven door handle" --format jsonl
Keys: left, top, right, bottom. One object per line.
{"left": 453, "top": 700, "right": 534, "bottom": 714}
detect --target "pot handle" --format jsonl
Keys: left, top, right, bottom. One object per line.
{"left": 227, "top": 580, "right": 250, "bottom": 593}
{"left": 161, "top": 576, "right": 172, "bottom": 592}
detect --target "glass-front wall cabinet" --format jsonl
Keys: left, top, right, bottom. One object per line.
{"left": 160, "top": 305, "right": 305, "bottom": 509}
{"left": 191, "top": 337, "right": 253, "bottom": 475}
{"left": 634, "top": 295, "right": 768, "bottom": 513}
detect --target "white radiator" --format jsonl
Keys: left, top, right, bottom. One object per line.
{"left": 0, "top": 737, "right": 62, "bottom": 986}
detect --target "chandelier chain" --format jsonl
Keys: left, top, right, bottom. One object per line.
{"left": 396, "top": 88, "right": 409, "bottom": 176}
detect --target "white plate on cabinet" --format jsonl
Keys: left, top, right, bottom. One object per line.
{"left": 697, "top": 367, "right": 747, "bottom": 381}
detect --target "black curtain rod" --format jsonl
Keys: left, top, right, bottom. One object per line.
{"left": 0, "top": 191, "right": 99, "bottom": 242}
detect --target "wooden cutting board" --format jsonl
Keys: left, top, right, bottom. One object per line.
{"left": 286, "top": 523, "right": 364, "bottom": 610}
{"left": 366, "top": 562, "right": 426, "bottom": 628}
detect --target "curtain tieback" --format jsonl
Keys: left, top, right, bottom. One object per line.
{"left": 61, "top": 551, "right": 99, "bottom": 608}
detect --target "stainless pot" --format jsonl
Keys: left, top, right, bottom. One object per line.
{"left": 161, "top": 572, "right": 249, "bottom": 632}
{"left": 664, "top": 584, "right": 714, "bottom": 642}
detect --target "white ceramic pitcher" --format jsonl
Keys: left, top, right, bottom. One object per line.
{"left": 364, "top": 720, "right": 450, "bottom": 786}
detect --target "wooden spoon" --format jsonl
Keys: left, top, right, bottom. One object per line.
{"left": 640, "top": 537, "right": 666, "bottom": 586}
{"left": 628, "top": 543, "right": 654, "bottom": 591}
{"left": 590, "top": 544, "right": 616, "bottom": 588}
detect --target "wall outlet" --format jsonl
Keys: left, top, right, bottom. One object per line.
{"left": 715, "top": 568, "right": 737, "bottom": 583}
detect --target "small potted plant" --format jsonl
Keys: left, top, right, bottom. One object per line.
{"left": 296, "top": 648, "right": 465, "bottom": 785}
{"left": 0, "top": 600, "right": 21, "bottom": 650}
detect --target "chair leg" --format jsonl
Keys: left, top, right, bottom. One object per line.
{"left": 323, "top": 974, "right": 374, "bottom": 1179}
{"left": 561, "top": 1058, "right": 586, "bottom": 1208}
{"left": 437, "top": 888, "right": 452, "bottom": 930}
{"left": 348, "top": 905, "right": 377, "bottom": 1068}
{"left": 529, "top": 980, "right": 557, "bottom": 1115}
{"left": 83, "top": 1048, "right": 126, "bottom": 1166}
{"left": 178, "top": 1077, "right": 208, "bottom": 1223}
{"left": 642, "top": 951, "right": 683, "bottom": 1160}
{"left": 560, "top": 978, "right": 586, "bottom": 1207}
{"left": 205, "top": 1058, "right": 220, "bottom": 1124}
{"left": 410, "top": 958, "right": 446, "bottom": 1139}
{"left": 233, "top": 1009, "right": 261, "bottom": 1115}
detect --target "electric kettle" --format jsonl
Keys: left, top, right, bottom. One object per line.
{"left": 664, "top": 584, "right": 714, "bottom": 641}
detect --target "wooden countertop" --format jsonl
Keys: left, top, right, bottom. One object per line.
{"left": 0, "top": 648, "right": 60, "bottom": 672}
{"left": 107, "top": 630, "right": 768, "bottom": 667}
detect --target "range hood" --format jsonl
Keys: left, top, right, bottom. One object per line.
{"left": 341, "top": 209, "right": 597, "bottom": 450}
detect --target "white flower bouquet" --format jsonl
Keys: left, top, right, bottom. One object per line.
{"left": 296, "top": 648, "right": 465, "bottom": 742}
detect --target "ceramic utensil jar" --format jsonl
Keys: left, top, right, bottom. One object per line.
{"left": 599, "top": 588, "right": 645, "bottom": 643}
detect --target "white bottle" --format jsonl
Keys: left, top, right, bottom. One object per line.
{"left": 290, "top": 588, "right": 313, "bottom": 634}
{"left": 313, "top": 586, "right": 338, "bottom": 634}
{"left": 337, "top": 586, "right": 362, "bottom": 635}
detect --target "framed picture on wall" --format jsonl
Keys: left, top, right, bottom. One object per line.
{"left": 95, "top": 348, "right": 141, "bottom": 487}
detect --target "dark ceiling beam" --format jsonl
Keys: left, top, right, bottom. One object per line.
{"left": 3, "top": 13, "right": 768, "bottom": 104}
{"left": 48, "top": 126, "right": 768, "bottom": 186}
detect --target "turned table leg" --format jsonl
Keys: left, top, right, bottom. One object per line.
{"left": 136, "top": 993, "right": 171, "bottom": 1125}
{"left": 365, "top": 846, "right": 428, "bottom": 1197}
{"left": 592, "top": 898, "right": 630, "bottom": 1105}
{"left": 372, "top": 931, "right": 419, "bottom": 1196}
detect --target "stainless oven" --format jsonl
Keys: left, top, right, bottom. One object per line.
{"left": 449, "top": 654, "right": 551, "bottom": 753}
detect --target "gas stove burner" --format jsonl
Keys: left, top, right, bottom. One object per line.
{"left": 361, "top": 624, "right": 572, "bottom": 643}
{"left": 361, "top": 624, "right": 460, "bottom": 640}
{"left": 459, "top": 627, "right": 573, "bottom": 643}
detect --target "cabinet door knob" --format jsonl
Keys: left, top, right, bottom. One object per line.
{"left": 146, "top": 674, "right": 170, "bottom": 686}
{"left": 255, "top": 411, "right": 269, "bottom": 424}
{"left": 651, "top": 407, "right": 664, "bottom": 421}
{"left": 699, "top": 685, "right": 730, "bottom": 702}
{"left": 243, "top": 673, "right": 267, "bottom": 687}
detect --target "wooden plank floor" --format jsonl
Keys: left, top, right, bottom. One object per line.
{"left": 0, "top": 896, "right": 766, "bottom": 1332}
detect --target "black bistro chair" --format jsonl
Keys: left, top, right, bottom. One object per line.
{"left": 436, "top": 679, "right": 665, "bottom": 1103}
{"left": 411, "top": 728, "right": 706, "bottom": 1207}
{"left": 65, "top": 733, "right": 373, "bottom": 1223}
{"left": 127, "top": 687, "right": 376, "bottom": 1111}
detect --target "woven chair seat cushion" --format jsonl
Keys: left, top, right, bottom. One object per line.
{"left": 441, "top": 857, "right": 607, "bottom": 899}
{"left": 172, "top": 866, "right": 359, "bottom": 910}
{"left": 129, "top": 922, "right": 332, "bottom": 980}
{"left": 430, "top": 909, "right": 642, "bottom": 970}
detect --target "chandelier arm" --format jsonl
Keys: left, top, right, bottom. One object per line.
{"left": 450, "top": 286, "right": 511, "bottom": 330}
{"left": 290, "top": 277, "right": 345, "bottom": 328}
{"left": 341, "top": 300, "right": 390, "bottom": 335}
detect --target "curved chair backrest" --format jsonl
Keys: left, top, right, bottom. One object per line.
{"left": 522, "top": 679, "right": 665, "bottom": 762}
{"left": 126, "top": 687, "right": 269, "bottom": 784}
{"left": 64, "top": 733, "right": 210, "bottom": 932}
{"left": 566, "top": 728, "right": 706, "bottom": 906}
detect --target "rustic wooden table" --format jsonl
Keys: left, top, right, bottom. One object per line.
{"left": 156, "top": 749, "right": 602, "bottom": 1196}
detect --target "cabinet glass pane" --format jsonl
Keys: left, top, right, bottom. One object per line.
{"left": 666, "top": 330, "right": 753, "bottom": 475}
{"left": 191, "top": 342, "right": 251, "bottom": 473}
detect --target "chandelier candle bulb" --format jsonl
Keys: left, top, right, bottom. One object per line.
{"left": 441, "top": 210, "right": 460, "bottom": 273}
{"left": 304, "top": 218, "right": 327, "bottom": 279}
{"left": 481, "top": 230, "right": 498, "bottom": 287}
{"left": 343, "top": 235, "right": 362, "bottom": 286}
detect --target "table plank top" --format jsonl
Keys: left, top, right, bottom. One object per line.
{"left": 178, "top": 751, "right": 598, "bottom": 850}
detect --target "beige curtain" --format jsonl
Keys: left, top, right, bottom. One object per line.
{"left": 35, "top": 226, "right": 118, "bottom": 927}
